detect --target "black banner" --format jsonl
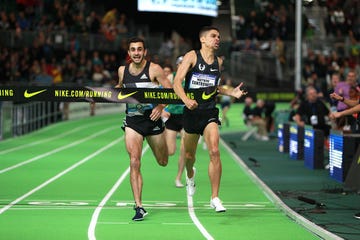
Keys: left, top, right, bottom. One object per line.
{"left": 0, "top": 86, "right": 218, "bottom": 104}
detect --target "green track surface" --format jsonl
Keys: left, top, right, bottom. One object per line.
{"left": 0, "top": 104, "right": 322, "bottom": 239}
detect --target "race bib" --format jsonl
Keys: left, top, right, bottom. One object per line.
{"left": 189, "top": 73, "right": 216, "bottom": 89}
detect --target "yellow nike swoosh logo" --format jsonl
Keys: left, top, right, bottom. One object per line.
{"left": 24, "top": 89, "right": 47, "bottom": 98}
{"left": 117, "top": 91, "right": 138, "bottom": 100}
{"left": 202, "top": 88, "right": 217, "bottom": 100}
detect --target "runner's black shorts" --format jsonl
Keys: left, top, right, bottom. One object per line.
{"left": 122, "top": 110, "right": 164, "bottom": 137}
{"left": 221, "top": 101, "right": 231, "bottom": 109}
{"left": 183, "top": 107, "right": 220, "bottom": 135}
{"left": 165, "top": 113, "right": 184, "bottom": 132}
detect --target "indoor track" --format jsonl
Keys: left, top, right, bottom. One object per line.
{"left": 0, "top": 111, "right": 321, "bottom": 239}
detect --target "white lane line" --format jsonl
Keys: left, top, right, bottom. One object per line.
{"left": 220, "top": 138, "right": 343, "bottom": 240}
{"left": 88, "top": 144, "right": 150, "bottom": 240}
{"left": 187, "top": 195, "right": 214, "bottom": 240}
{"left": 5, "top": 206, "right": 277, "bottom": 211}
{"left": 0, "top": 126, "right": 118, "bottom": 174}
{"left": 0, "top": 137, "right": 122, "bottom": 215}
{"left": 0, "top": 119, "right": 116, "bottom": 155}
{"left": 96, "top": 222, "right": 194, "bottom": 225}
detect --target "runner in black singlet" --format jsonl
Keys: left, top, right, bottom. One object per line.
{"left": 173, "top": 26, "right": 247, "bottom": 213}
{"left": 116, "top": 37, "right": 172, "bottom": 221}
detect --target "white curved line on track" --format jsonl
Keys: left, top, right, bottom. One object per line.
{"left": 88, "top": 144, "right": 150, "bottom": 240}
{"left": 187, "top": 195, "right": 214, "bottom": 240}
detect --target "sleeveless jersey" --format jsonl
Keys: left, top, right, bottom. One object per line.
{"left": 123, "top": 61, "right": 159, "bottom": 116}
{"left": 185, "top": 50, "right": 221, "bottom": 109}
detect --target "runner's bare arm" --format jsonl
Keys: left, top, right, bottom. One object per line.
{"left": 149, "top": 63, "right": 172, "bottom": 120}
{"left": 173, "top": 51, "right": 198, "bottom": 110}
{"left": 150, "top": 63, "right": 172, "bottom": 89}
{"left": 115, "top": 66, "right": 125, "bottom": 88}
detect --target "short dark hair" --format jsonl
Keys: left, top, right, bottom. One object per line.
{"left": 199, "top": 26, "right": 219, "bottom": 38}
{"left": 127, "top": 37, "right": 146, "bottom": 49}
{"left": 162, "top": 63, "right": 173, "bottom": 72}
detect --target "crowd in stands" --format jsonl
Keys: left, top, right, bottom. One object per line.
{"left": 229, "top": 0, "right": 360, "bottom": 96}
{"left": 1, "top": 0, "right": 360, "bottom": 138}
{"left": 233, "top": 1, "right": 360, "bottom": 141}
{"left": 234, "top": 0, "right": 360, "bottom": 41}
{"left": 0, "top": 0, "right": 133, "bottom": 86}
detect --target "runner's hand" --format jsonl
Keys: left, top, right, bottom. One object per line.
{"left": 232, "top": 82, "right": 247, "bottom": 99}
{"left": 185, "top": 99, "right": 198, "bottom": 110}
{"left": 150, "top": 105, "right": 164, "bottom": 121}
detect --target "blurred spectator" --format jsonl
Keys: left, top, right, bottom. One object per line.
{"left": 72, "top": 12, "right": 87, "bottom": 33}
{"left": 158, "top": 37, "right": 175, "bottom": 61}
{"left": 0, "top": 11, "right": 10, "bottom": 30}
{"left": 17, "top": 56, "right": 30, "bottom": 83}
{"left": 102, "top": 8, "right": 117, "bottom": 26}
{"left": 264, "top": 100, "right": 276, "bottom": 133}
{"left": 243, "top": 97, "right": 269, "bottom": 141}
{"left": 333, "top": 70, "right": 358, "bottom": 130}
{"left": 314, "top": 53, "right": 329, "bottom": 96}
{"left": 91, "top": 63, "right": 111, "bottom": 86}
{"left": 349, "top": 33, "right": 360, "bottom": 64}
{"left": 61, "top": 56, "right": 76, "bottom": 84}
{"left": 69, "top": 35, "right": 80, "bottom": 54}
{"left": 294, "top": 86, "right": 331, "bottom": 137}
{"left": 86, "top": 11, "right": 101, "bottom": 34}
{"left": 177, "top": 36, "right": 191, "bottom": 57}
{"left": 108, "top": 53, "right": 118, "bottom": 73}
{"left": 233, "top": 14, "right": 246, "bottom": 39}
{"left": 163, "top": 63, "right": 174, "bottom": 82}
{"left": 75, "top": 0, "right": 87, "bottom": 14}
{"left": 326, "top": 72, "right": 341, "bottom": 112}
{"left": 326, "top": 7, "right": 347, "bottom": 37}
{"left": 302, "top": 62, "right": 313, "bottom": 82}
{"left": 103, "top": 22, "right": 117, "bottom": 42}
{"left": 16, "top": 11, "right": 30, "bottom": 31}
{"left": 33, "top": 65, "right": 53, "bottom": 86}
{"left": 252, "top": 99, "right": 269, "bottom": 141}
{"left": 229, "top": 38, "right": 241, "bottom": 53}
{"left": 91, "top": 50, "right": 103, "bottom": 66}
{"left": 335, "top": 70, "right": 358, "bottom": 111}
{"left": 277, "top": 15, "right": 294, "bottom": 40}
{"left": 262, "top": 10, "right": 274, "bottom": 39}
{"left": 51, "top": 63, "right": 63, "bottom": 85}
{"left": 116, "top": 13, "right": 128, "bottom": 34}
{"left": 303, "top": 18, "right": 316, "bottom": 40}
{"left": 241, "top": 38, "right": 257, "bottom": 51}
{"left": 243, "top": 96, "right": 254, "bottom": 122}
{"left": 8, "top": 12, "right": 17, "bottom": 30}
{"left": 245, "top": 10, "right": 261, "bottom": 39}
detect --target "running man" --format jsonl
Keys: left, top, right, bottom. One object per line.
{"left": 116, "top": 37, "right": 172, "bottom": 221}
{"left": 173, "top": 26, "right": 247, "bottom": 212}
{"left": 162, "top": 56, "right": 186, "bottom": 187}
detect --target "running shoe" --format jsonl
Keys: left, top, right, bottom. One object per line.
{"left": 354, "top": 212, "right": 360, "bottom": 219}
{"left": 132, "top": 206, "right": 148, "bottom": 221}
{"left": 186, "top": 167, "right": 196, "bottom": 196}
{"left": 210, "top": 197, "right": 226, "bottom": 212}
{"left": 175, "top": 179, "right": 184, "bottom": 188}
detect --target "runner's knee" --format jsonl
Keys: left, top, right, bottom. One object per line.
{"left": 157, "top": 156, "right": 168, "bottom": 166}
